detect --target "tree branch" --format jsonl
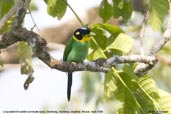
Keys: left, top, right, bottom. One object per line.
{"left": 0, "top": 0, "right": 170, "bottom": 78}
{"left": 134, "top": 0, "right": 171, "bottom": 76}
{"left": 139, "top": 10, "right": 149, "bottom": 55}
{"left": 0, "top": 26, "right": 157, "bottom": 73}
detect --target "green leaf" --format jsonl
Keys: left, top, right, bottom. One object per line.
{"left": 135, "top": 76, "right": 160, "bottom": 112}
{"left": 99, "top": 0, "right": 113, "bottom": 23}
{"left": 104, "top": 70, "right": 117, "bottom": 99}
{"left": 138, "top": 75, "right": 160, "bottom": 99}
{"left": 17, "top": 42, "right": 33, "bottom": 75}
{"left": 91, "top": 23, "right": 124, "bottom": 49}
{"left": 149, "top": 0, "right": 169, "bottom": 31}
{"left": 91, "top": 23, "right": 124, "bottom": 47}
{"left": 30, "top": 0, "right": 38, "bottom": 11}
{"left": 87, "top": 48, "right": 105, "bottom": 61}
{"left": 105, "top": 49, "right": 125, "bottom": 59}
{"left": 0, "top": 0, "right": 15, "bottom": 34}
{"left": 0, "top": 0, "right": 14, "bottom": 19}
{"left": 158, "top": 89, "right": 171, "bottom": 113}
{"left": 88, "top": 24, "right": 110, "bottom": 60}
{"left": 112, "top": 0, "right": 132, "bottom": 21}
{"left": 45, "top": 0, "right": 67, "bottom": 20}
{"left": 133, "top": 91, "right": 156, "bottom": 113}
{"left": 106, "top": 33, "right": 134, "bottom": 54}
{"left": 0, "top": 16, "right": 14, "bottom": 34}
{"left": 90, "top": 27, "right": 107, "bottom": 50}
{"left": 91, "top": 23, "right": 124, "bottom": 35}
{"left": 122, "top": 94, "right": 143, "bottom": 114}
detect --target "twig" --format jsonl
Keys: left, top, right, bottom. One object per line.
{"left": 28, "top": 8, "right": 40, "bottom": 31}
{"left": 139, "top": 10, "right": 149, "bottom": 55}
{"left": 106, "top": 55, "right": 156, "bottom": 66}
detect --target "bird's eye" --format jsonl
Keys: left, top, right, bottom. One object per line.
{"left": 75, "top": 31, "right": 80, "bottom": 35}
{"left": 74, "top": 31, "right": 82, "bottom": 40}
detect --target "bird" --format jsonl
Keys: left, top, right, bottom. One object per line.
{"left": 63, "top": 27, "right": 93, "bottom": 101}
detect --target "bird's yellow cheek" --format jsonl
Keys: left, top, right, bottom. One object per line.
{"left": 82, "top": 36, "right": 92, "bottom": 42}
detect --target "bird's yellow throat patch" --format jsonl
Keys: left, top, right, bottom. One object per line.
{"left": 73, "top": 35, "right": 92, "bottom": 43}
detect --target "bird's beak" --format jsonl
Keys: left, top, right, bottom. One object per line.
{"left": 83, "top": 32, "right": 95, "bottom": 42}
{"left": 86, "top": 32, "right": 96, "bottom": 39}
{"left": 90, "top": 32, "right": 96, "bottom": 36}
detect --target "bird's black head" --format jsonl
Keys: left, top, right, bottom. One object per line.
{"left": 74, "top": 27, "right": 90, "bottom": 40}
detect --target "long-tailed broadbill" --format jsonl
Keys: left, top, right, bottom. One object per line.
{"left": 63, "top": 27, "right": 93, "bottom": 101}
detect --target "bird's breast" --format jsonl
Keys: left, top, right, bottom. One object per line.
{"left": 67, "top": 41, "right": 90, "bottom": 63}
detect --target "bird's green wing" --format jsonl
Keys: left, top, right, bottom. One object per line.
{"left": 63, "top": 37, "right": 74, "bottom": 61}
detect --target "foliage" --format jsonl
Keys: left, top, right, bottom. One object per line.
{"left": 17, "top": 42, "right": 34, "bottom": 89}
{"left": 17, "top": 42, "right": 33, "bottom": 75}
{"left": 0, "top": 0, "right": 14, "bottom": 34}
{"left": 99, "top": 0, "right": 132, "bottom": 22}
{"left": 87, "top": 23, "right": 171, "bottom": 113}
{"left": 88, "top": 23, "right": 133, "bottom": 59}
{"left": 0, "top": 0, "right": 14, "bottom": 19}
{"left": 0, "top": 0, "right": 171, "bottom": 113}
{"left": 112, "top": 0, "right": 132, "bottom": 22}
{"left": 44, "top": 0, "right": 67, "bottom": 20}
{"left": 30, "top": 0, "right": 38, "bottom": 11}
{"left": 99, "top": 0, "right": 112, "bottom": 23}
{"left": 149, "top": 0, "right": 169, "bottom": 31}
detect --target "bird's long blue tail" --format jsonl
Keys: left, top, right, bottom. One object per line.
{"left": 67, "top": 72, "right": 72, "bottom": 101}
